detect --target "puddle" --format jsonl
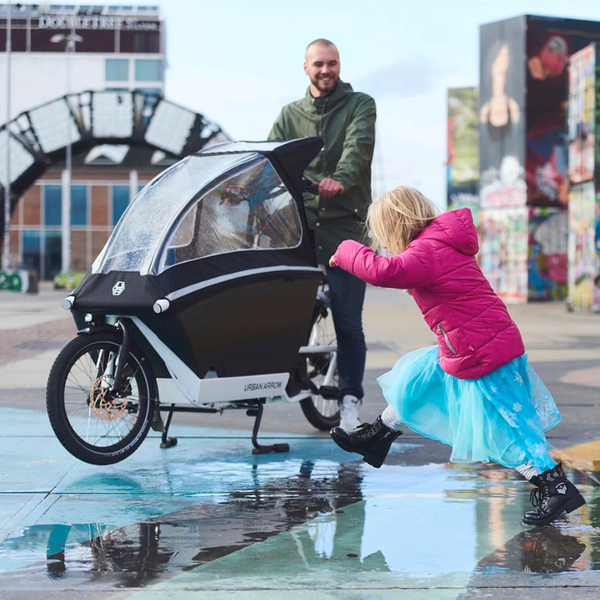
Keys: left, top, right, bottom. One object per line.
{"left": 0, "top": 454, "right": 598, "bottom": 591}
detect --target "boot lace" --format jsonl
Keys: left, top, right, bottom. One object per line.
{"left": 529, "top": 486, "right": 549, "bottom": 510}
{"left": 356, "top": 419, "right": 382, "bottom": 439}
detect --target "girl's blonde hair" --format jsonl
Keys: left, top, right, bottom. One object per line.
{"left": 367, "top": 186, "right": 438, "bottom": 254}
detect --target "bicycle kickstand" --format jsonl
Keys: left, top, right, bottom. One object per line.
{"left": 160, "top": 404, "right": 178, "bottom": 449}
{"left": 247, "top": 399, "right": 289, "bottom": 455}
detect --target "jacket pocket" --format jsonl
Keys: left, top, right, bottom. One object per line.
{"left": 437, "top": 324, "right": 458, "bottom": 355}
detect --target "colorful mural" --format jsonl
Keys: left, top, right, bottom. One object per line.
{"left": 568, "top": 182, "right": 598, "bottom": 310}
{"left": 479, "top": 207, "right": 528, "bottom": 303}
{"left": 447, "top": 87, "right": 479, "bottom": 221}
{"left": 479, "top": 17, "right": 527, "bottom": 210}
{"left": 566, "top": 43, "right": 600, "bottom": 311}
{"left": 567, "top": 44, "right": 596, "bottom": 185}
{"left": 526, "top": 17, "right": 600, "bottom": 207}
{"left": 447, "top": 183, "right": 480, "bottom": 226}
{"left": 479, "top": 16, "right": 600, "bottom": 303}
{"left": 447, "top": 87, "right": 479, "bottom": 186}
{"left": 528, "top": 208, "right": 569, "bottom": 300}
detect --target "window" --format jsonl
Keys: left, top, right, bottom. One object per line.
{"left": 71, "top": 185, "right": 88, "bottom": 226}
{"left": 44, "top": 230, "right": 62, "bottom": 281}
{"left": 160, "top": 159, "right": 302, "bottom": 271}
{"left": 112, "top": 185, "right": 130, "bottom": 226}
{"left": 106, "top": 59, "right": 129, "bottom": 82}
{"left": 135, "top": 59, "right": 163, "bottom": 81}
{"left": 23, "top": 230, "right": 42, "bottom": 276}
{"left": 44, "top": 185, "right": 62, "bottom": 226}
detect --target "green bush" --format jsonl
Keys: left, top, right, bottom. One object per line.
{"left": 54, "top": 271, "right": 86, "bottom": 290}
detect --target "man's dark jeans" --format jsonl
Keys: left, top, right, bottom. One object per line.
{"left": 326, "top": 265, "right": 367, "bottom": 400}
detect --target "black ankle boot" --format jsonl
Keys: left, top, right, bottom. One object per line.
{"left": 330, "top": 416, "right": 402, "bottom": 468}
{"left": 523, "top": 463, "right": 586, "bottom": 526}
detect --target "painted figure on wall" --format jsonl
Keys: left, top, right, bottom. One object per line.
{"left": 528, "top": 36, "right": 569, "bottom": 81}
{"left": 480, "top": 44, "right": 521, "bottom": 137}
{"left": 526, "top": 29, "right": 571, "bottom": 206}
{"left": 479, "top": 20, "right": 527, "bottom": 210}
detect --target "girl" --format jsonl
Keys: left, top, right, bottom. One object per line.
{"left": 328, "top": 185, "right": 585, "bottom": 526}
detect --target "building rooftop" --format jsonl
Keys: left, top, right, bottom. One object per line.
{"left": 0, "top": 4, "right": 162, "bottom": 17}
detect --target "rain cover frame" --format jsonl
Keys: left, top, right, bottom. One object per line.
{"left": 72, "top": 138, "right": 324, "bottom": 315}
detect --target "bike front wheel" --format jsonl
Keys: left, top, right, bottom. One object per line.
{"left": 46, "top": 330, "right": 156, "bottom": 465}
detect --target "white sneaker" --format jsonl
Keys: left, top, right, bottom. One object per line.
{"left": 340, "top": 395, "right": 362, "bottom": 430}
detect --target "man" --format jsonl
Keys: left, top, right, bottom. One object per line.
{"left": 269, "top": 39, "right": 376, "bottom": 429}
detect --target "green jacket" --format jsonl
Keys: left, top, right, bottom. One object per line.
{"left": 268, "top": 81, "right": 376, "bottom": 263}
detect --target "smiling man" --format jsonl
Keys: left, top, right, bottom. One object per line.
{"left": 269, "top": 39, "right": 376, "bottom": 430}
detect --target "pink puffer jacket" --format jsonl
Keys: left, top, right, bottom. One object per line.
{"left": 332, "top": 208, "right": 525, "bottom": 379}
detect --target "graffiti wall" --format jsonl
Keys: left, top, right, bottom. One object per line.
{"left": 568, "top": 182, "right": 598, "bottom": 310}
{"left": 567, "top": 43, "right": 600, "bottom": 311}
{"left": 528, "top": 208, "right": 569, "bottom": 300}
{"left": 448, "top": 87, "right": 479, "bottom": 186}
{"left": 447, "top": 183, "right": 480, "bottom": 226}
{"left": 447, "top": 87, "right": 479, "bottom": 222}
{"left": 526, "top": 17, "right": 600, "bottom": 207}
{"left": 479, "top": 16, "right": 600, "bottom": 302}
{"left": 567, "top": 44, "right": 595, "bottom": 185}
{"left": 479, "top": 207, "right": 528, "bottom": 303}
{"left": 479, "top": 17, "right": 527, "bottom": 209}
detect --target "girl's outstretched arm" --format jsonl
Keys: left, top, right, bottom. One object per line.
{"left": 332, "top": 240, "right": 435, "bottom": 289}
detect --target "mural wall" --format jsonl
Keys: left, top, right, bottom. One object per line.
{"left": 447, "top": 87, "right": 479, "bottom": 223}
{"left": 478, "top": 15, "right": 600, "bottom": 302}
{"left": 479, "top": 207, "right": 528, "bottom": 302}
{"left": 567, "top": 43, "right": 600, "bottom": 311}
{"left": 479, "top": 17, "right": 527, "bottom": 211}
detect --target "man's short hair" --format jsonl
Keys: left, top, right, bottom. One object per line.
{"left": 306, "top": 38, "right": 337, "bottom": 53}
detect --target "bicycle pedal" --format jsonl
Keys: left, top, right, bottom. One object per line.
{"left": 318, "top": 386, "right": 340, "bottom": 400}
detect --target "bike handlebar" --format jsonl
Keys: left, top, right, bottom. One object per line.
{"left": 301, "top": 180, "right": 320, "bottom": 195}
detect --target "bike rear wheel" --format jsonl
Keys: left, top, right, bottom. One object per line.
{"left": 46, "top": 330, "right": 156, "bottom": 465}
{"left": 299, "top": 297, "right": 340, "bottom": 430}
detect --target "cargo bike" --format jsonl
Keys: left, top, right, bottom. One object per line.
{"left": 46, "top": 138, "right": 341, "bottom": 465}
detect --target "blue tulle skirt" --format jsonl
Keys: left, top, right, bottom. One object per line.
{"left": 377, "top": 346, "right": 561, "bottom": 471}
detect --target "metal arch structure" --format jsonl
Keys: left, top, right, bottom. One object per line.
{"left": 0, "top": 89, "right": 230, "bottom": 244}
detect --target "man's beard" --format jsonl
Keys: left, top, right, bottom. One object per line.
{"left": 312, "top": 75, "right": 338, "bottom": 94}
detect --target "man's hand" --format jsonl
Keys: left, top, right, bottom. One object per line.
{"left": 318, "top": 178, "right": 344, "bottom": 199}
{"left": 329, "top": 255, "right": 337, "bottom": 267}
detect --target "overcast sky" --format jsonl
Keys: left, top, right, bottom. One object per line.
{"left": 150, "top": 0, "right": 600, "bottom": 206}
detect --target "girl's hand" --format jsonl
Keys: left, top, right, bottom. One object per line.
{"left": 329, "top": 255, "right": 337, "bottom": 267}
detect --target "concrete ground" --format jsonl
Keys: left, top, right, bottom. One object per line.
{"left": 1, "top": 283, "right": 600, "bottom": 598}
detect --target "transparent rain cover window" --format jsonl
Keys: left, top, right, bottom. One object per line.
{"left": 159, "top": 158, "right": 302, "bottom": 272}
{"left": 93, "top": 152, "right": 255, "bottom": 276}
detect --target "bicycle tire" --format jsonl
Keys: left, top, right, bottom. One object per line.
{"left": 299, "top": 299, "right": 340, "bottom": 430}
{"left": 46, "top": 330, "right": 156, "bottom": 465}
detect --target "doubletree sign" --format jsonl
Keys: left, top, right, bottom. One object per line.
{"left": 38, "top": 15, "right": 159, "bottom": 30}
{"left": 0, "top": 270, "right": 29, "bottom": 293}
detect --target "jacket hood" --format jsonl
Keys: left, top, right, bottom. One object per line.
{"left": 418, "top": 208, "right": 479, "bottom": 256}
{"left": 301, "top": 81, "right": 354, "bottom": 111}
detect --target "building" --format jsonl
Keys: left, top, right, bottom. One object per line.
{"left": 474, "top": 15, "right": 600, "bottom": 303}
{"left": 0, "top": 4, "right": 226, "bottom": 280}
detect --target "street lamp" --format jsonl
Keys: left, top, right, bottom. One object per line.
{"left": 50, "top": 31, "right": 83, "bottom": 275}
{"left": 2, "top": 1, "right": 12, "bottom": 271}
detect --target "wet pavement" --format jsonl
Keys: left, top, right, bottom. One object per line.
{"left": 0, "top": 408, "right": 599, "bottom": 599}
{"left": 2, "top": 285, "right": 600, "bottom": 598}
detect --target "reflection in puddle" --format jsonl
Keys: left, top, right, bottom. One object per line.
{"left": 476, "top": 528, "right": 587, "bottom": 574}
{"left": 0, "top": 459, "right": 598, "bottom": 589}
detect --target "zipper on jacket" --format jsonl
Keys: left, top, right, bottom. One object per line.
{"left": 437, "top": 324, "right": 458, "bottom": 355}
